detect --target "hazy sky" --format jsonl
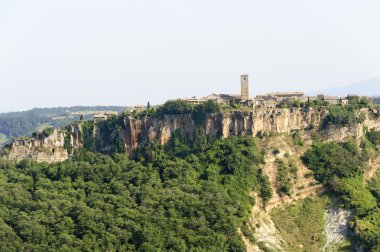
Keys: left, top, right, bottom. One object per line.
{"left": 1, "top": 0, "right": 379, "bottom": 112}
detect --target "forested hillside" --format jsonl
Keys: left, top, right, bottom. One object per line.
{"left": 303, "top": 131, "right": 380, "bottom": 250}
{"left": 2, "top": 99, "right": 380, "bottom": 251}
{"left": 0, "top": 136, "right": 271, "bottom": 251}
{"left": 0, "top": 106, "right": 126, "bottom": 144}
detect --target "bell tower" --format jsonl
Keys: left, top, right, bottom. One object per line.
{"left": 241, "top": 74, "right": 249, "bottom": 101}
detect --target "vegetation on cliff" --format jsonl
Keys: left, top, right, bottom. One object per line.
{"left": 152, "top": 99, "right": 220, "bottom": 126}
{"left": 303, "top": 134, "right": 380, "bottom": 250}
{"left": 0, "top": 135, "right": 272, "bottom": 251}
{"left": 0, "top": 106, "right": 126, "bottom": 140}
{"left": 271, "top": 196, "right": 328, "bottom": 252}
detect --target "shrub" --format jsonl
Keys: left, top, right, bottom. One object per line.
{"left": 192, "top": 100, "right": 220, "bottom": 125}
{"left": 366, "top": 129, "right": 380, "bottom": 146}
{"left": 302, "top": 141, "right": 366, "bottom": 184}
{"left": 42, "top": 127, "right": 54, "bottom": 137}
{"left": 154, "top": 100, "right": 193, "bottom": 117}
{"left": 322, "top": 105, "right": 365, "bottom": 128}
{"left": 275, "top": 159, "right": 292, "bottom": 195}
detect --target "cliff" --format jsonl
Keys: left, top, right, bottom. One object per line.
{"left": 0, "top": 130, "right": 68, "bottom": 163}
{"left": 123, "top": 108, "right": 325, "bottom": 153}
{"left": 2, "top": 107, "right": 379, "bottom": 163}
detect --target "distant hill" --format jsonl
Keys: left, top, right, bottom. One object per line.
{"left": 314, "top": 75, "right": 380, "bottom": 97}
{"left": 0, "top": 106, "right": 127, "bottom": 144}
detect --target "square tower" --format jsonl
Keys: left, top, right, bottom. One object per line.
{"left": 241, "top": 74, "right": 249, "bottom": 101}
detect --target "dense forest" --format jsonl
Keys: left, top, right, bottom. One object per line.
{"left": 0, "top": 135, "right": 272, "bottom": 251}
{"left": 0, "top": 106, "right": 126, "bottom": 143}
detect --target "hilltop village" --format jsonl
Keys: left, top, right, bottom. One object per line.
{"left": 182, "top": 75, "right": 368, "bottom": 108}
{"left": 93, "top": 75, "right": 373, "bottom": 121}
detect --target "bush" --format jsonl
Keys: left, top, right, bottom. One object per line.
{"left": 259, "top": 174, "right": 273, "bottom": 204}
{"left": 302, "top": 141, "right": 366, "bottom": 184}
{"left": 42, "top": 127, "right": 54, "bottom": 137}
{"left": 291, "top": 130, "right": 304, "bottom": 146}
{"left": 275, "top": 159, "right": 292, "bottom": 195}
{"left": 154, "top": 100, "right": 193, "bottom": 117}
{"left": 322, "top": 105, "right": 365, "bottom": 128}
{"left": 192, "top": 100, "right": 220, "bottom": 125}
{"left": 366, "top": 129, "right": 380, "bottom": 146}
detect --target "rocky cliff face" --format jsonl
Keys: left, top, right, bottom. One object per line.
{"left": 123, "top": 108, "right": 326, "bottom": 153}
{"left": 1, "top": 130, "right": 68, "bottom": 163}
{"left": 2, "top": 107, "right": 379, "bottom": 163}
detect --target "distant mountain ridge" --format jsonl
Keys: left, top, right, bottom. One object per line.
{"left": 312, "top": 75, "right": 380, "bottom": 97}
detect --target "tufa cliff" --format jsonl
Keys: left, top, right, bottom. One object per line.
{"left": 1, "top": 130, "right": 68, "bottom": 163}
{"left": 2, "top": 107, "right": 379, "bottom": 163}
{"left": 123, "top": 108, "right": 325, "bottom": 152}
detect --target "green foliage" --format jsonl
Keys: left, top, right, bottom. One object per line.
{"left": 92, "top": 116, "right": 125, "bottom": 154}
{"left": 154, "top": 100, "right": 194, "bottom": 117}
{"left": 275, "top": 159, "right": 293, "bottom": 195}
{"left": 276, "top": 99, "right": 304, "bottom": 109}
{"left": 366, "top": 129, "right": 380, "bottom": 146}
{"left": 0, "top": 133, "right": 8, "bottom": 144}
{"left": 272, "top": 147, "right": 280, "bottom": 155}
{"left": 0, "top": 106, "right": 126, "bottom": 139}
{"left": 153, "top": 100, "right": 221, "bottom": 126}
{"left": 335, "top": 177, "right": 380, "bottom": 249}
{"left": 259, "top": 174, "right": 273, "bottom": 204}
{"left": 348, "top": 96, "right": 371, "bottom": 108}
{"left": 0, "top": 135, "right": 267, "bottom": 251}
{"left": 240, "top": 223, "right": 256, "bottom": 243}
{"left": 42, "top": 127, "right": 54, "bottom": 137}
{"left": 291, "top": 130, "right": 304, "bottom": 146}
{"left": 303, "top": 141, "right": 365, "bottom": 184}
{"left": 308, "top": 99, "right": 329, "bottom": 107}
{"left": 192, "top": 100, "right": 220, "bottom": 126}
{"left": 304, "top": 141, "right": 380, "bottom": 250}
{"left": 322, "top": 105, "right": 365, "bottom": 128}
{"left": 271, "top": 197, "right": 328, "bottom": 252}
{"left": 370, "top": 170, "right": 380, "bottom": 202}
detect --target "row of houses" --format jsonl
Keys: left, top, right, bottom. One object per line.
{"left": 182, "top": 75, "right": 369, "bottom": 109}
{"left": 253, "top": 92, "right": 346, "bottom": 109}
{"left": 185, "top": 92, "right": 370, "bottom": 109}
{"left": 92, "top": 93, "right": 371, "bottom": 122}
{"left": 92, "top": 73, "right": 373, "bottom": 121}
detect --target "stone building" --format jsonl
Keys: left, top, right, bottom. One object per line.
{"left": 93, "top": 111, "right": 118, "bottom": 123}
{"left": 254, "top": 95, "right": 278, "bottom": 109}
{"left": 269, "top": 92, "right": 305, "bottom": 102}
{"left": 241, "top": 74, "right": 249, "bottom": 101}
{"left": 184, "top": 74, "right": 253, "bottom": 106}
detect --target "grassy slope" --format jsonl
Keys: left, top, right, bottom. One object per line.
{"left": 270, "top": 196, "right": 328, "bottom": 252}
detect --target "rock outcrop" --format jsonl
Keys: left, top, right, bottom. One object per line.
{"left": 1, "top": 130, "right": 68, "bottom": 163}
{"left": 122, "top": 108, "right": 325, "bottom": 153}
{"left": 2, "top": 107, "right": 380, "bottom": 163}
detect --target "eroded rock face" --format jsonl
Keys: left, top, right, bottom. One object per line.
{"left": 122, "top": 108, "right": 326, "bottom": 153}
{"left": 2, "top": 108, "right": 379, "bottom": 163}
{"left": 1, "top": 130, "right": 68, "bottom": 163}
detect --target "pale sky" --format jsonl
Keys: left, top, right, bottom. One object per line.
{"left": 0, "top": 0, "right": 379, "bottom": 112}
